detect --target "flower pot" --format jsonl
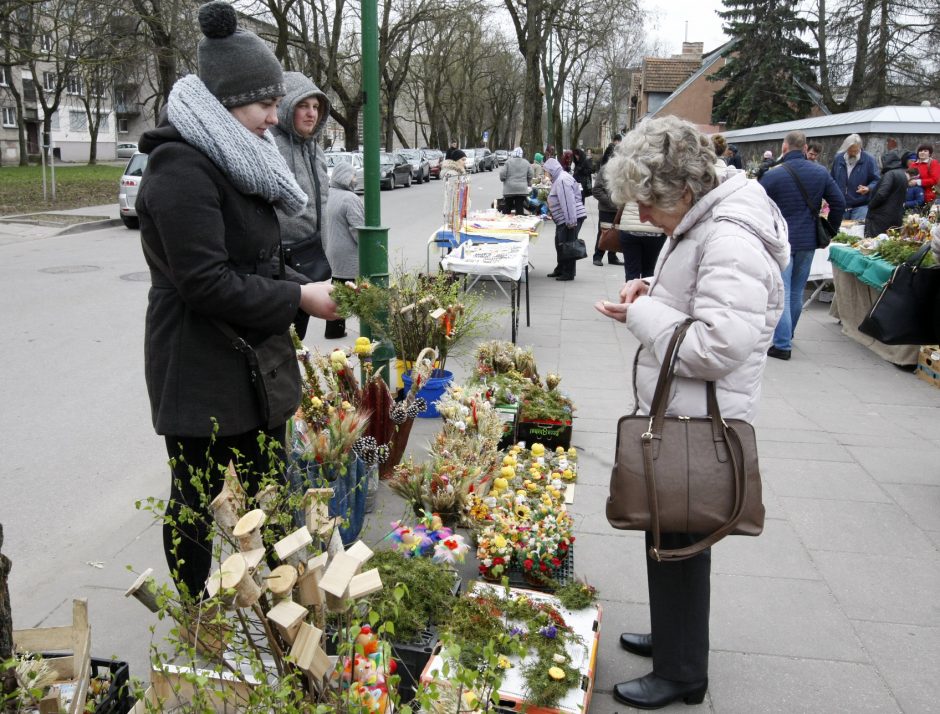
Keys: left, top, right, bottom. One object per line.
{"left": 401, "top": 369, "right": 453, "bottom": 419}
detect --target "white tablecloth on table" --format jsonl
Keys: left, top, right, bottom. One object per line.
{"left": 440, "top": 240, "right": 529, "bottom": 281}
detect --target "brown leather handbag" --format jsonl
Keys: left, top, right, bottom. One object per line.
{"left": 597, "top": 207, "right": 623, "bottom": 253}
{"left": 606, "top": 320, "right": 764, "bottom": 561}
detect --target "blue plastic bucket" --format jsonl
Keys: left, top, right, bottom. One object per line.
{"left": 401, "top": 369, "right": 453, "bottom": 419}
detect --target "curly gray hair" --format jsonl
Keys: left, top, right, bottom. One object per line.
{"left": 604, "top": 116, "right": 719, "bottom": 213}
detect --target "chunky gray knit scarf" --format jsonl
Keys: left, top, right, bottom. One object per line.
{"left": 167, "top": 75, "right": 307, "bottom": 216}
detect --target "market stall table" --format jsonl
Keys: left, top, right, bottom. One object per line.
{"left": 828, "top": 243, "right": 919, "bottom": 365}
{"left": 441, "top": 240, "right": 530, "bottom": 343}
{"left": 426, "top": 212, "right": 541, "bottom": 271}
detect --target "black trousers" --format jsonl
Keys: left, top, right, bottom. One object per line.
{"left": 502, "top": 195, "right": 527, "bottom": 215}
{"left": 553, "top": 217, "right": 584, "bottom": 279}
{"left": 163, "top": 425, "right": 287, "bottom": 597}
{"left": 593, "top": 208, "right": 619, "bottom": 261}
{"left": 620, "top": 231, "right": 666, "bottom": 281}
{"left": 645, "top": 531, "right": 711, "bottom": 682}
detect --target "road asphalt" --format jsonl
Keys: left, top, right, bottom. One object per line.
{"left": 1, "top": 193, "right": 938, "bottom": 713}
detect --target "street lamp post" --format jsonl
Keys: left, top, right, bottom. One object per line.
{"left": 358, "top": 0, "right": 392, "bottom": 382}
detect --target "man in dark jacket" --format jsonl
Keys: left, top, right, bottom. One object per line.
{"left": 830, "top": 133, "right": 880, "bottom": 220}
{"left": 760, "top": 130, "right": 845, "bottom": 360}
{"left": 864, "top": 151, "right": 909, "bottom": 237}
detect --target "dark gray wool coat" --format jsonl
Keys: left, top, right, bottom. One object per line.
{"left": 136, "top": 124, "right": 309, "bottom": 437}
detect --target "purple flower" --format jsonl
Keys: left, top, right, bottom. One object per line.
{"left": 509, "top": 626, "right": 526, "bottom": 638}
{"left": 539, "top": 625, "right": 557, "bottom": 639}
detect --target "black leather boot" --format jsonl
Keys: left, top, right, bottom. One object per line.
{"left": 613, "top": 672, "right": 707, "bottom": 709}
{"left": 619, "top": 632, "right": 653, "bottom": 657}
{"left": 324, "top": 319, "right": 346, "bottom": 339}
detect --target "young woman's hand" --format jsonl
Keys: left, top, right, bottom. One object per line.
{"left": 300, "top": 281, "right": 339, "bottom": 320}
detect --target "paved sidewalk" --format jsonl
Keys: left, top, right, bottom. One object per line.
{"left": 0, "top": 203, "right": 122, "bottom": 244}
{"left": 510, "top": 219, "right": 940, "bottom": 713}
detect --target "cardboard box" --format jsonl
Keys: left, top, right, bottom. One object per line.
{"left": 916, "top": 346, "right": 940, "bottom": 389}
{"left": 421, "top": 582, "right": 601, "bottom": 714}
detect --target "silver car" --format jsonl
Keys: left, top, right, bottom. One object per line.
{"left": 325, "top": 152, "right": 365, "bottom": 194}
{"left": 116, "top": 142, "right": 138, "bottom": 159}
{"left": 118, "top": 152, "right": 148, "bottom": 229}
{"left": 461, "top": 148, "right": 478, "bottom": 173}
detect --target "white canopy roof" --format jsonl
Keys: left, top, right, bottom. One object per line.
{"left": 721, "top": 105, "right": 940, "bottom": 141}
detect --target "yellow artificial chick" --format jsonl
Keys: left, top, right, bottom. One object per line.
{"left": 492, "top": 477, "right": 509, "bottom": 495}
{"left": 330, "top": 349, "right": 348, "bottom": 368}
{"left": 567, "top": 447, "right": 577, "bottom": 459}
{"left": 530, "top": 443, "right": 546, "bottom": 457}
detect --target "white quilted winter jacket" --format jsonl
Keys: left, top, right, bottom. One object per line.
{"left": 626, "top": 172, "right": 790, "bottom": 423}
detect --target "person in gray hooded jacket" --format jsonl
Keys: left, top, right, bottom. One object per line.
{"left": 271, "top": 72, "right": 346, "bottom": 337}
{"left": 325, "top": 161, "right": 365, "bottom": 285}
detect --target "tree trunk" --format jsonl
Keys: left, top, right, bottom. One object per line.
{"left": 1, "top": 524, "right": 15, "bottom": 707}
{"left": 521, "top": 37, "right": 543, "bottom": 157}
{"left": 843, "top": 0, "right": 877, "bottom": 110}
{"left": 873, "top": 0, "right": 888, "bottom": 105}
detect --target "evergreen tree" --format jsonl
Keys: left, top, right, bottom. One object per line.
{"left": 710, "top": 0, "right": 817, "bottom": 129}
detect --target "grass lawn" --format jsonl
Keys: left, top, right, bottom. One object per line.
{"left": 0, "top": 164, "right": 124, "bottom": 216}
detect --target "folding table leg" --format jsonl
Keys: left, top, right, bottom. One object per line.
{"left": 525, "top": 265, "right": 530, "bottom": 326}
{"left": 511, "top": 281, "right": 518, "bottom": 343}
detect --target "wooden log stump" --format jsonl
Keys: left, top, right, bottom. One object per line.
{"left": 232, "top": 509, "right": 266, "bottom": 552}
{"left": 206, "top": 553, "right": 262, "bottom": 609}
{"left": 267, "top": 565, "right": 298, "bottom": 603}
{"left": 124, "top": 568, "right": 160, "bottom": 613}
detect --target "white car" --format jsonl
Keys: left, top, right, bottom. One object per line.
{"left": 116, "top": 142, "right": 138, "bottom": 159}
{"left": 118, "top": 152, "right": 148, "bottom": 229}
{"left": 461, "top": 148, "right": 477, "bottom": 173}
{"left": 325, "top": 152, "right": 365, "bottom": 194}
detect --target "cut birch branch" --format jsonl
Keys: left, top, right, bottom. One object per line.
{"left": 267, "top": 565, "right": 298, "bottom": 603}
{"left": 232, "top": 509, "right": 266, "bottom": 552}
{"left": 124, "top": 568, "right": 159, "bottom": 613}
{"left": 206, "top": 553, "right": 261, "bottom": 609}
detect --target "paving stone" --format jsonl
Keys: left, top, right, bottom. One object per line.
{"left": 566, "top": 483, "right": 612, "bottom": 534}
{"left": 845, "top": 444, "right": 940, "bottom": 485}
{"left": 589, "top": 598, "right": 652, "bottom": 707}
{"left": 711, "top": 574, "right": 867, "bottom": 662}
{"left": 707, "top": 651, "right": 898, "bottom": 714}
{"left": 881, "top": 483, "right": 940, "bottom": 532}
{"left": 756, "top": 427, "right": 838, "bottom": 444}
{"left": 761, "top": 458, "right": 891, "bottom": 503}
{"left": 711, "top": 519, "right": 819, "bottom": 581}
{"left": 758, "top": 440, "right": 855, "bottom": 462}
{"left": 855, "top": 621, "right": 940, "bottom": 714}
{"left": 572, "top": 531, "right": 648, "bottom": 605}
{"left": 812, "top": 551, "right": 940, "bottom": 625}
{"left": 780, "top": 497, "right": 937, "bottom": 556}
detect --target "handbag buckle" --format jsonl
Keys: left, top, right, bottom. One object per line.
{"left": 642, "top": 417, "right": 654, "bottom": 441}
{"left": 649, "top": 547, "right": 661, "bottom": 562}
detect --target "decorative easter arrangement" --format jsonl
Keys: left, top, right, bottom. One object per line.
{"left": 836, "top": 213, "right": 939, "bottom": 265}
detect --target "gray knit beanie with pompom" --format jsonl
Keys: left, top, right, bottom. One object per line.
{"left": 197, "top": 1, "right": 284, "bottom": 107}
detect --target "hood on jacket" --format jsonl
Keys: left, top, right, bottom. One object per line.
{"left": 544, "top": 157, "right": 563, "bottom": 180}
{"left": 881, "top": 150, "right": 903, "bottom": 171}
{"left": 276, "top": 71, "right": 330, "bottom": 140}
{"left": 675, "top": 173, "right": 790, "bottom": 272}
{"left": 330, "top": 161, "right": 356, "bottom": 191}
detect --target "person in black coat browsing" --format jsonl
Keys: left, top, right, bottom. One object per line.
{"left": 865, "top": 150, "right": 910, "bottom": 237}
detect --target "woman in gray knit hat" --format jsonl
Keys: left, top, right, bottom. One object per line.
{"left": 136, "top": 0, "right": 338, "bottom": 597}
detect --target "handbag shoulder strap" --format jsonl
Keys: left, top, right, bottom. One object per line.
{"left": 781, "top": 162, "right": 818, "bottom": 217}
{"left": 140, "top": 236, "right": 251, "bottom": 354}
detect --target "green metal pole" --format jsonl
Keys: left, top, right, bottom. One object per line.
{"left": 359, "top": 0, "right": 392, "bottom": 384}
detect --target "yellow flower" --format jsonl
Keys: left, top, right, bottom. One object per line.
{"left": 353, "top": 337, "right": 373, "bottom": 356}
{"left": 310, "top": 396, "right": 323, "bottom": 408}
{"left": 494, "top": 534, "right": 507, "bottom": 549}
{"left": 497, "top": 655, "right": 512, "bottom": 669}
{"left": 330, "top": 349, "right": 348, "bottom": 368}
{"left": 548, "top": 666, "right": 565, "bottom": 680}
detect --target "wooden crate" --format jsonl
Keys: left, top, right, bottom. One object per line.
{"left": 916, "top": 346, "right": 940, "bottom": 389}
{"left": 127, "top": 665, "right": 255, "bottom": 713}
{"left": 421, "top": 583, "right": 601, "bottom": 714}
{"left": 13, "top": 599, "right": 91, "bottom": 714}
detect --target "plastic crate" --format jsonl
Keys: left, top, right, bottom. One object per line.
{"left": 506, "top": 545, "right": 574, "bottom": 593}
{"left": 392, "top": 626, "right": 439, "bottom": 704}
{"left": 88, "top": 658, "right": 132, "bottom": 714}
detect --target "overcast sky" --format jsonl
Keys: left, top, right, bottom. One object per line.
{"left": 647, "top": 0, "right": 729, "bottom": 55}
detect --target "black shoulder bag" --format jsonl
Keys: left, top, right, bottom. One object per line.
{"left": 781, "top": 162, "right": 837, "bottom": 249}
{"left": 141, "top": 237, "right": 301, "bottom": 429}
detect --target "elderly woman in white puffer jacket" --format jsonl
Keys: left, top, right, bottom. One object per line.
{"left": 595, "top": 116, "right": 788, "bottom": 710}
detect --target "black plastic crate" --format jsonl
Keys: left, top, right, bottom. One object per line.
{"left": 506, "top": 544, "right": 574, "bottom": 593}
{"left": 89, "top": 658, "right": 132, "bottom": 714}
{"left": 391, "top": 626, "right": 439, "bottom": 704}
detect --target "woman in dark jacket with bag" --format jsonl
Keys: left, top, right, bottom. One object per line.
{"left": 136, "top": 1, "right": 337, "bottom": 597}
{"left": 864, "top": 150, "right": 910, "bottom": 236}
{"left": 595, "top": 117, "right": 787, "bottom": 709}
{"left": 590, "top": 143, "right": 622, "bottom": 266}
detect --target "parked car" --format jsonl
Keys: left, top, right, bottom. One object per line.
{"left": 494, "top": 149, "right": 509, "bottom": 165}
{"left": 396, "top": 149, "right": 430, "bottom": 183}
{"left": 423, "top": 149, "right": 444, "bottom": 179}
{"left": 476, "top": 148, "right": 496, "bottom": 172}
{"left": 325, "top": 151, "right": 365, "bottom": 194}
{"left": 461, "top": 148, "right": 478, "bottom": 173}
{"left": 117, "top": 152, "right": 148, "bottom": 229}
{"left": 380, "top": 151, "right": 413, "bottom": 189}
{"left": 116, "top": 142, "right": 138, "bottom": 159}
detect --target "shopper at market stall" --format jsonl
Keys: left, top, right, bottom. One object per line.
{"left": 499, "top": 146, "right": 533, "bottom": 215}
{"left": 595, "top": 116, "right": 787, "bottom": 710}
{"left": 271, "top": 72, "right": 346, "bottom": 339}
{"left": 864, "top": 150, "right": 909, "bottom": 237}
{"left": 531, "top": 151, "right": 546, "bottom": 182}
{"left": 439, "top": 149, "right": 466, "bottom": 179}
{"left": 830, "top": 133, "right": 880, "bottom": 220}
{"left": 136, "top": 0, "right": 338, "bottom": 598}
{"left": 545, "top": 156, "right": 587, "bottom": 282}
{"left": 908, "top": 143, "right": 940, "bottom": 206}
{"left": 572, "top": 147, "right": 593, "bottom": 200}
{"left": 760, "top": 130, "right": 843, "bottom": 360}
{"left": 324, "top": 161, "right": 365, "bottom": 300}
{"left": 590, "top": 142, "right": 623, "bottom": 266}
{"left": 905, "top": 168, "right": 926, "bottom": 210}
